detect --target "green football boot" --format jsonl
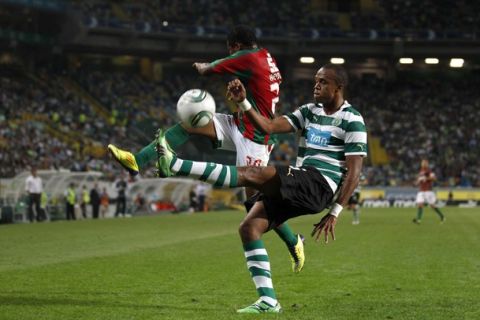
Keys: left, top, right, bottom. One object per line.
{"left": 236, "top": 299, "right": 282, "bottom": 314}
{"left": 155, "top": 129, "right": 175, "bottom": 178}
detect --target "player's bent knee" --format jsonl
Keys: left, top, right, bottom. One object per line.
{"left": 238, "top": 219, "right": 259, "bottom": 242}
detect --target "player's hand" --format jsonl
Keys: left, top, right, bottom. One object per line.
{"left": 192, "top": 62, "right": 209, "bottom": 73}
{"left": 226, "top": 79, "right": 246, "bottom": 102}
{"left": 311, "top": 214, "right": 337, "bottom": 244}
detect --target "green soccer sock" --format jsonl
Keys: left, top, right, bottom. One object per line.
{"left": 274, "top": 223, "right": 298, "bottom": 248}
{"left": 134, "top": 141, "right": 157, "bottom": 169}
{"left": 416, "top": 207, "right": 424, "bottom": 220}
{"left": 243, "top": 239, "right": 277, "bottom": 307}
{"left": 165, "top": 123, "right": 190, "bottom": 150}
{"left": 433, "top": 207, "right": 445, "bottom": 220}
{"left": 134, "top": 124, "right": 190, "bottom": 170}
{"left": 171, "top": 157, "right": 239, "bottom": 188}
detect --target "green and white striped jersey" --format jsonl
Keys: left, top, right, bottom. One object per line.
{"left": 284, "top": 101, "right": 367, "bottom": 193}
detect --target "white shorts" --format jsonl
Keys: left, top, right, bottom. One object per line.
{"left": 212, "top": 113, "right": 273, "bottom": 166}
{"left": 416, "top": 191, "right": 437, "bottom": 205}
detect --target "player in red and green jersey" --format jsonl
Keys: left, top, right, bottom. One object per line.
{"left": 107, "top": 25, "right": 304, "bottom": 273}
{"left": 413, "top": 159, "right": 446, "bottom": 224}
{"left": 195, "top": 40, "right": 281, "bottom": 146}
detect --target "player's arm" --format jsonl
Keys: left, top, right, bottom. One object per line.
{"left": 311, "top": 155, "right": 363, "bottom": 243}
{"left": 227, "top": 79, "right": 294, "bottom": 134}
{"left": 192, "top": 62, "right": 214, "bottom": 75}
{"left": 332, "top": 155, "right": 364, "bottom": 208}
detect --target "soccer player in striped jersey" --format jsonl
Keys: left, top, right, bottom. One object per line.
{"left": 107, "top": 25, "right": 304, "bottom": 273}
{"left": 155, "top": 64, "right": 367, "bottom": 313}
{"left": 413, "top": 159, "right": 446, "bottom": 224}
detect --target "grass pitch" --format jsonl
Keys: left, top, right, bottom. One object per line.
{"left": 0, "top": 208, "right": 479, "bottom": 320}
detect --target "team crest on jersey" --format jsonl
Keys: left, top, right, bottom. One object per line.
{"left": 331, "top": 117, "right": 342, "bottom": 126}
{"left": 307, "top": 128, "right": 331, "bottom": 147}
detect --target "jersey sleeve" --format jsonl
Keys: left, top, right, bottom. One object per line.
{"left": 344, "top": 113, "right": 368, "bottom": 156}
{"left": 283, "top": 104, "right": 310, "bottom": 131}
{"left": 210, "top": 53, "right": 250, "bottom": 77}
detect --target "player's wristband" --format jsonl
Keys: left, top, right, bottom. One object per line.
{"left": 329, "top": 203, "right": 343, "bottom": 218}
{"left": 238, "top": 99, "right": 252, "bottom": 112}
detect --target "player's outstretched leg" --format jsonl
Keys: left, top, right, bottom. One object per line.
{"left": 156, "top": 129, "right": 240, "bottom": 186}
{"left": 108, "top": 124, "right": 190, "bottom": 175}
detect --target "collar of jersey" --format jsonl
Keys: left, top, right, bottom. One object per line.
{"left": 230, "top": 47, "right": 261, "bottom": 58}
{"left": 315, "top": 100, "right": 351, "bottom": 113}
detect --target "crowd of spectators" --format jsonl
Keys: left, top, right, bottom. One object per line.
{"left": 73, "top": 67, "right": 232, "bottom": 142}
{"left": 353, "top": 75, "right": 480, "bottom": 188}
{"left": 72, "top": 0, "right": 479, "bottom": 39}
{"left": 0, "top": 68, "right": 121, "bottom": 178}
{"left": 73, "top": 0, "right": 338, "bottom": 36}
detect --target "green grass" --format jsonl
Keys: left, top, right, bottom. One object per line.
{"left": 0, "top": 208, "right": 479, "bottom": 320}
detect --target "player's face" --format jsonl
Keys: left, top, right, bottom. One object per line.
{"left": 421, "top": 160, "right": 429, "bottom": 169}
{"left": 314, "top": 68, "right": 340, "bottom": 104}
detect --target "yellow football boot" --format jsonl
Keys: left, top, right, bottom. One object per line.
{"left": 107, "top": 144, "right": 139, "bottom": 176}
{"left": 289, "top": 234, "right": 305, "bottom": 273}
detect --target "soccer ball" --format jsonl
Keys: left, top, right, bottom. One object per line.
{"left": 176, "top": 89, "right": 216, "bottom": 128}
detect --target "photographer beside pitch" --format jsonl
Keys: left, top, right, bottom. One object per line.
{"left": 155, "top": 64, "right": 368, "bottom": 313}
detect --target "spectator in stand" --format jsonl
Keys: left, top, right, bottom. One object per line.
{"left": 25, "top": 167, "right": 45, "bottom": 222}
{"left": 80, "top": 185, "right": 90, "bottom": 218}
{"left": 133, "top": 193, "right": 146, "bottom": 212}
{"left": 115, "top": 176, "right": 128, "bottom": 217}
{"left": 65, "top": 182, "right": 76, "bottom": 220}
{"left": 90, "top": 183, "right": 101, "bottom": 219}
{"left": 195, "top": 182, "right": 208, "bottom": 212}
{"left": 189, "top": 187, "right": 197, "bottom": 213}
{"left": 100, "top": 188, "right": 110, "bottom": 218}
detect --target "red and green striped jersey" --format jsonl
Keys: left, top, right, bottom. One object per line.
{"left": 211, "top": 48, "right": 282, "bottom": 145}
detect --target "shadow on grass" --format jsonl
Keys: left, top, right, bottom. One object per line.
{"left": 0, "top": 293, "right": 213, "bottom": 311}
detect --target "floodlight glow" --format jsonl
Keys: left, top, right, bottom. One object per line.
{"left": 450, "top": 58, "right": 464, "bottom": 68}
{"left": 299, "top": 57, "right": 315, "bottom": 64}
{"left": 330, "top": 57, "right": 345, "bottom": 64}
{"left": 399, "top": 58, "right": 413, "bottom": 64}
{"left": 425, "top": 58, "right": 439, "bottom": 64}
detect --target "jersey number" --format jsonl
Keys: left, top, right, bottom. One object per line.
{"left": 267, "top": 53, "right": 280, "bottom": 114}
{"left": 246, "top": 156, "right": 263, "bottom": 167}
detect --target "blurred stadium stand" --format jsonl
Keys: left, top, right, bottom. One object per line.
{"left": 0, "top": 0, "right": 479, "bottom": 197}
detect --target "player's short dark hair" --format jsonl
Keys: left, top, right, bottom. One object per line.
{"left": 322, "top": 63, "right": 349, "bottom": 89}
{"left": 227, "top": 25, "right": 257, "bottom": 47}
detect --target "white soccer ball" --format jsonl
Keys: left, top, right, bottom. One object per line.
{"left": 176, "top": 89, "right": 216, "bottom": 128}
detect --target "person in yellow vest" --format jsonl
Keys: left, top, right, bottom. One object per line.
{"left": 52, "top": 111, "right": 60, "bottom": 124}
{"left": 79, "top": 113, "right": 86, "bottom": 125}
{"left": 80, "top": 185, "right": 90, "bottom": 219}
{"left": 40, "top": 191, "right": 48, "bottom": 221}
{"left": 65, "top": 183, "right": 76, "bottom": 220}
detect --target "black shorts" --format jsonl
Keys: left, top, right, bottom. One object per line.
{"left": 244, "top": 166, "right": 334, "bottom": 227}
{"left": 348, "top": 192, "right": 360, "bottom": 205}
